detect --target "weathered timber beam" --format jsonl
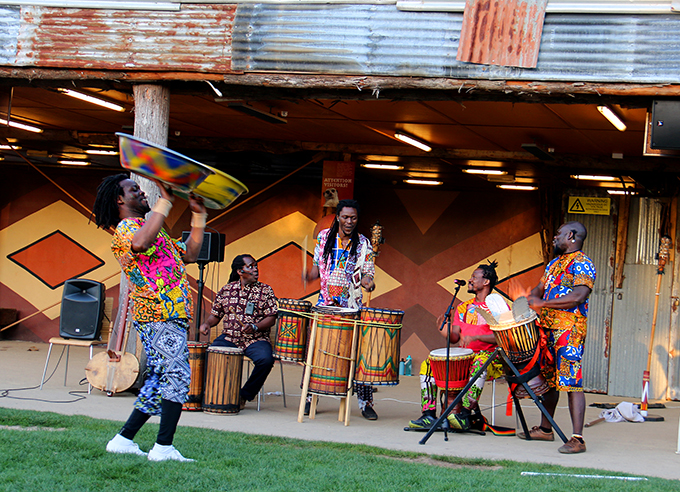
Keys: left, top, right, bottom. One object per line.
{"left": 1, "top": 68, "right": 680, "bottom": 103}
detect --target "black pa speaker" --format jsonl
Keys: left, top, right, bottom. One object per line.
{"left": 182, "top": 231, "right": 226, "bottom": 263}
{"left": 650, "top": 100, "right": 680, "bottom": 150}
{"left": 59, "top": 279, "right": 105, "bottom": 340}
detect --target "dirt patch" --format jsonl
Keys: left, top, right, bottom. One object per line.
{"left": 0, "top": 425, "right": 67, "bottom": 432}
{"left": 386, "top": 455, "right": 503, "bottom": 470}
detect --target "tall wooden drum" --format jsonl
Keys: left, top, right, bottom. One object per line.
{"left": 183, "top": 341, "right": 209, "bottom": 411}
{"left": 272, "top": 299, "right": 312, "bottom": 362}
{"left": 203, "top": 346, "right": 244, "bottom": 414}
{"left": 308, "top": 306, "right": 359, "bottom": 396}
{"left": 354, "top": 307, "right": 403, "bottom": 386}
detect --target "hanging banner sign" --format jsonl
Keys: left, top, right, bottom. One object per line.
{"left": 322, "top": 161, "right": 355, "bottom": 208}
{"left": 568, "top": 196, "right": 611, "bottom": 215}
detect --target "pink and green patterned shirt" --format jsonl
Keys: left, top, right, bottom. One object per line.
{"left": 112, "top": 217, "right": 193, "bottom": 323}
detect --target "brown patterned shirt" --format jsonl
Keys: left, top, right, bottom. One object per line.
{"left": 211, "top": 281, "right": 278, "bottom": 349}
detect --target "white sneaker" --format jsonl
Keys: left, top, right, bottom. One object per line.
{"left": 106, "top": 434, "right": 147, "bottom": 456}
{"left": 147, "top": 443, "right": 195, "bottom": 462}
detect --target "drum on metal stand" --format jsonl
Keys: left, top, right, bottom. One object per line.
{"left": 354, "top": 307, "right": 403, "bottom": 386}
{"left": 428, "top": 347, "right": 474, "bottom": 414}
{"left": 308, "top": 306, "right": 359, "bottom": 396}
{"left": 183, "top": 341, "right": 209, "bottom": 411}
{"left": 203, "top": 346, "right": 244, "bottom": 414}
{"left": 490, "top": 312, "right": 549, "bottom": 398}
{"left": 272, "top": 299, "right": 313, "bottom": 362}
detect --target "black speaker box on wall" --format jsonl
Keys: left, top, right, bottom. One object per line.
{"left": 59, "top": 279, "right": 105, "bottom": 340}
{"left": 181, "top": 231, "right": 226, "bottom": 263}
{"left": 650, "top": 100, "right": 680, "bottom": 150}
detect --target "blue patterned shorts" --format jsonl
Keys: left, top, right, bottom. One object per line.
{"left": 133, "top": 319, "right": 190, "bottom": 415}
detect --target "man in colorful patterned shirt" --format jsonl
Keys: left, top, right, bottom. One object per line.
{"left": 525, "top": 221, "right": 596, "bottom": 454}
{"left": 94, "top": 173, "right": 207, "bottom": 462}
{"left": 199, "top": 254, "right": 278, "bottom": 408}
{"left": 408, "top": 262, "right": 503, "bottom": 432}
{"left": 306, "top": 199, "right": 377, "bottom": 419}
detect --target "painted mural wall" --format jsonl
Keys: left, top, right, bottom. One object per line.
{"left": 0, "top": 163, "right": 544, "bottom": 369}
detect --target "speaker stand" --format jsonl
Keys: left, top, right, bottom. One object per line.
{"left": 418, "top": 347, "right": 568, "bottom": 445}
{"left": 194, "top": 260, "right": 209, "bottom": 341}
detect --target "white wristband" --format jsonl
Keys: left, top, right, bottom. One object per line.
{"left": 151, "top": 198, "right": 173, "bottom": 217}
{"left": 191, "top": 212, "right": 208, "bottom": 228}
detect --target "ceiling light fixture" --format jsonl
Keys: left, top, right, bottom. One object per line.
{"left": 0, "top": 144, "right": 21, "bottom": 150}
{"left": 571, "top": 174, "right": 617, "bottom": 181}
{"left": 394, "top": 132, "right": 432, "bottom": 152}
{"left": 362, "top": 155, "right": 401, "bottom": 162}
{"left": 361, "top": 163, "right": 404, "bottom": 170}
{"left": 58, "top": 89, "right": 125, "bottom": 112}
{"left": 85, "top": 149, "right": 118, "bottom": 156}
{"left": 58, "top": 159, "right": 91, "bottom": 166}
{"left": 404, "top": 179, "right": 442, "bottom": 185}
{"left": 607, "top": 189, "right": 638, "bottom": 195}
{"left": 497, "top": 184, "right": 538, "bottom": 191}
{"left": 227, "top": 102, "right": 287, "bottom": 124}
{"left": 521, "top": 143, "right": 554, "bottom": 161}
{"left": 463, "top": 168, "right": 507, "bottom": 175}
{"left": 0, "top": 117, "right": 43, "bottom": 133}
{"left": 597, "top": 105, "right": 627, "bottom": 131}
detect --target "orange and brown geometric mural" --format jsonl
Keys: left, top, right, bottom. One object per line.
{"left": 1, "top": 165, "right": 543, "bottom": 369}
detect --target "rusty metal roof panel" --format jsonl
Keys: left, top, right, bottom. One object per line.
{"left": 13, "top": 4, "right": 235, "bottom": 72}
{"left": 0, "top": 6, "right": 20, "bottom": 66}
{"left": 232, "top": 5, "right": 680, "bottom": 83}
{"left": 457, "top": 0, "right": 548, "bottom": 69}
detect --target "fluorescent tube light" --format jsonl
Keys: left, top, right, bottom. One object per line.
{"left": 58, "top": 160, "right": 91, "bottom": 166}
{"left": 463, "top": 168, "right": 507, "bottom": 175}
{"left": 394, "top": 132, "right": 432, "bottom": 152}
{"left": 607, "top": 189, "right": 638, "bottom": 195}
{"left": 58, "top": 89, "right": 126, "bottom": 112}
{"left": 0, "top": 144, "right": 21, "bottom": 150}
{"left": 361, "top": 163, "right": 404, "bottom": 170}
{"left": 227, "top": 102, "right": 287, "bottom": 124}
{"left": 85, "top": 149, "right": 118, "bottom": 155}
{"left": 404, "top": 179, "right": 442, "bottom": 185}
{"left": 497, "top": 184, "right": 537, "bottom": 191}
{"left": 571, "top": 175, "right": 617, "bottom": 181}
{"left": 0, "top": 117, "right": 43, "bottom": 133}
{"left": 597, "top": 105, "right": 627, "bottom": 131}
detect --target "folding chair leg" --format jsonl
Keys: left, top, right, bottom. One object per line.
{"left": 279, "top": 360, "right": 287, "bottom": 408}
{"left": 40, "top": 343, "right": 54, "bottom": 390}
{"left": 64, "top": 346, "right": 70, "bottom": 385}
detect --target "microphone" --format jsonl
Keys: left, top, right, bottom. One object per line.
{"left": 454, "top": 279, "right": 466, "bottom": 286}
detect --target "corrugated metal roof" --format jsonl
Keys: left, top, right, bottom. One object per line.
{"left": 13, "top": 4, "right": 235, "bottom": 71}
{"left": 0, "top": 6, "right": 20, "bottom": 66}
{"left": 398, "top": 0, "right": 676, "bottom": 14}
{"left": 456, "top": 0, "right": 547, "bottom": 68}
{"left": 0, "top": 1, "right": 179, "bottom": 10}
{"left": 232, "top": 6, "right": 680, "bottom": 83}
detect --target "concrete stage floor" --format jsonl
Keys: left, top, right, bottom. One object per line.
{"left": 1, "top": 339, "right": 679, "bottom": 481}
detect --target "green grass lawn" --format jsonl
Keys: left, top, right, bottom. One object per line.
{"left": 0, "top": 407, "right": 676, "bottom": 491}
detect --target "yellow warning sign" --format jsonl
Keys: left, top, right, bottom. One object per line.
{"left": 568, "top": 196, "right": 610, "bottom": 215}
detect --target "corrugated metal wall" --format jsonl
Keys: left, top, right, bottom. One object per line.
{"left": 608, "top": 198, "right": 673, "bottom": 399}
{"left": 567, "top": 207, "right": 615, "bottom": 394}
{"left": 12, "top": 4, "right": 236, "bottom": 72}
{"left": 0, "top": 6, "right": 20, "bottom": 66}
{"left": 233, "top": 6, "right": 680, "bottom": 83}
{"left": 1, "top": 3, "right": 680, "bottom": 82}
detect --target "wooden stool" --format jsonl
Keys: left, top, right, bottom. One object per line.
{"left": 40, "top": 337, "right": 106, "bottom": 393}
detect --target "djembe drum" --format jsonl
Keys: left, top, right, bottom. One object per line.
{"left": 490, "top": 312, "right": 549, "bottom": 398}
{"left": 273, "top": 299, "right": 312, "bottom": 362}
{"left": 429, "top": 347, "right": 474, "bottom": 414}
{"left": 203, "top": 346, "right": 244, "bottom": 414}
{"left": 308, "top": 306, "right": 359, "bottom": 396}
{"left": 354, "top": 307, "right": 403, "bottom": 386}
{"left": 183, "top": 341, "right": 209, "bottom": 411}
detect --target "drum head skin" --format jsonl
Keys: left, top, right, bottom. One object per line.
{"left": 117, "top": 133, "right": 248, "bottom": 209}
{"left": 429, "top": 347, "right": 473, "bottom": 359}
{"left": 207, "top": 346, "right": 243, "bottom": 355}
{"left": 312, "top": 305, "right": 360, "bottom": 316}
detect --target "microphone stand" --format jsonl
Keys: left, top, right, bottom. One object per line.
{"left": 439, "top": 282, "right": 463, "bottom": 441}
